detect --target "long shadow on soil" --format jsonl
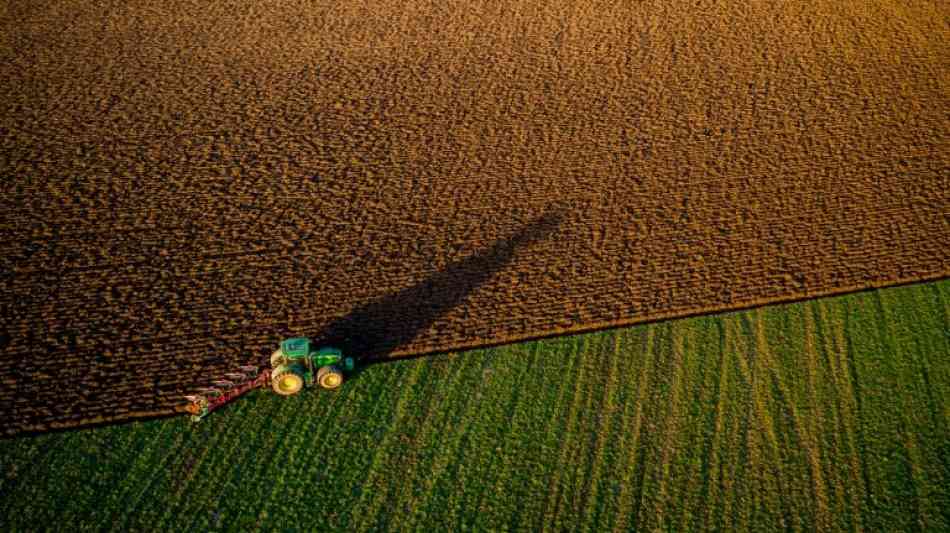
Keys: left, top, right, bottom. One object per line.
{"left": 310, "top": 210, "right": 564, "bottom": 366}
{"left": 1, "top": 211, "right": 563, "bottom": 439}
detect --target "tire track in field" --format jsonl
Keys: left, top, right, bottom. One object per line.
{"left": 551, "top": 334, "right": 610, "bottom": 528}
{"left": 642, "top": 321, "right": 689, "bottom": 531}
{"left": 255, "top": 384, "right": 352, "bottom": 521}
{"left": 873, "top": 290, "right": 927, "bottom": 527}
{"left": 720, "top": 318, "right": 750, "bottom": 532}
{"left": 452, "top": 346, "right": 530, "bottom": 530}
{"left": 397, "top": 350, "right": 509, "bottom": 530}
{"left": 110, "top": 421, "right": 183, "bottom": 530}
{"left": 413, "top": 352, "right": 497, "bottom": 528}
{"left": 628, "top": 323, "right": 676, "bottom": 531}
{"left": 719, "top": 316, "right": 753, "bottom": 531}
{"left": 754, "top": 307, "right": 830, "bottom": 531}
{"left": 490, "top": 343, "right": 552, "bottom": 530}
{"left": 299, "top": 372, "right": 409, "bottom": 530}
{"left": 474, "top": 343, "right": 551, "bottom": 530}
{"left": 729, "top": 314, "right": 791, "bottom": 530}
{"left": 802, "top": 305, "right": 834, "bottom": 531}
{"left": 611, "top": 325, "right": 656, "bottom": 533}
{"left": 672, "top": 319, "right": 711, "bottom": 529}
{"left": 694, "top": 318, "right": 729, "bottom": 530}
{"left": 807, "top": 301, "right": 858, "bottom": 532}
{"left": 825, "top": 298, "right": 874, "bottom": 530}
{"left": 564, "top": 333, "right": 615, "bottom": 525}
{"left": 815, "top": 299, "right": 864, "bottom": 532}
{"left": 540, "top": 335, "right": 591, "bottom": 532}
{"left": 404, "top": 353, "right": 493, "bottom": 529}
{"left": 523, "top": 337, "right": 583, "bottom": 532}
{"left": 676, "top": 318, "right": 717, "bottom": 531}
{"left": 158, "top": 417, "right": 244, "bottom": 526}
{"left": 815, "top": 300, "right": 870, "bottom": 530}
{"left": 123, "top": 423, "right": 191, "bottom": 526}
{"left": 338, "top": 382, "right": 429, "bottom": 526}
{"left": 175, "top": 399, "right": 286, "bottom": 531}
{"left": 352, "top": 358, "right": 430, "bottom": 531}
{"left": 597, "top": 329, "right": 641, "bottom": 533}
{"left": 577, "top": 331, "right": 624, "bottom": 529}
{"left": 812, "top": 303, "right": 852, "bottom": 531}
{"left": 755, "top": 310, "right": 821, "bottom": 528}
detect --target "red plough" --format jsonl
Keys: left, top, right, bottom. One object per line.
{"left": 183, "top": 366, "right": 271, "bottom": 422}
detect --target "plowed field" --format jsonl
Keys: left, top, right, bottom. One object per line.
{"left": 1, "top": 0, "right": 948, "bottom": 435}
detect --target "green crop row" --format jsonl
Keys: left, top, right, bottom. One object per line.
{"left": 1, "top": 280, "right": 947, "bottom": 531}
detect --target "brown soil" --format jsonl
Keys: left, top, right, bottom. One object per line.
{"left": 1, "top": 1, "right": 948, "bottom": 436}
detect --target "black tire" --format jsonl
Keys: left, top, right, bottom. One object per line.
{"left": 316, "top": 365, "right": 344, "bottom": 390}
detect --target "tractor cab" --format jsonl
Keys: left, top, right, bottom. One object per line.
{"left": 269, "top": 337, "right": 355, "bottom": 396}
{"left": 280, "top": 337, "right": 311, "bottom": 359}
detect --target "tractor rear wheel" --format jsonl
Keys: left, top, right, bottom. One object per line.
{"left": 316, "top": 365, "right": 344, "bottom": 390}
{"left": 271, "top": 365, "right": 305, "bottom": 396}
{"left": 270, "top": 349, "right": 287, "bottom": 368}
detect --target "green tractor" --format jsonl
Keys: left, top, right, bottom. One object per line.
{"left": 269, "top": 337, "right": 356, "bottom": 395}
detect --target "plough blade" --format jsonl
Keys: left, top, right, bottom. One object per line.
{"left": 212, "top": 380, "right": 235, "bottom": 388}
{"left": 197, "top": 387, "right": 223, "bottom": 397}
{"left": 238, "top": 365, "right": 259, "bottom": 375}
{"left": 183, "top": 395, "right": 202, "bottom": 403}
{"left": 225, "top": 373, "right": 249, "bottom": 381}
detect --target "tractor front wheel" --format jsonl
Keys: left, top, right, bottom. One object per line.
{"left": 271, "top": 365, "right": 305, "bottom": 396}
{"left": 316, "top": 365, "right": 344, "bottom": 390}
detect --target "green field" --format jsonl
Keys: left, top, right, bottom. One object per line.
{"left": 2, "top": 280, "right": 948, "bottom": 532}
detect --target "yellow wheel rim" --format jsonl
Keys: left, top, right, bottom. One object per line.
{"left": 322, "top": 373, "right": 341, "bottom": 388}
{"left": 278, "top": 374, "right": 302, "bottom": 393}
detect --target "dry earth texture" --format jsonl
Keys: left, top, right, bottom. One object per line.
{"left": 1, "top": 1, "right": 948, "bottom": 434}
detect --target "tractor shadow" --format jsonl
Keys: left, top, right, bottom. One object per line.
{"left": 311, "top": 209, "right": 565, "bottom": 372}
